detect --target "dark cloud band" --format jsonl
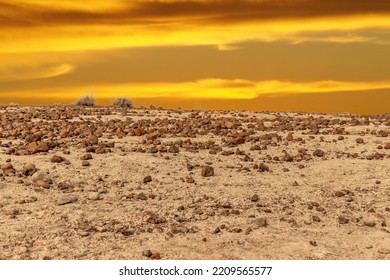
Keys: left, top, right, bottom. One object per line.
{"left": 1, "top": 0, "right": 390, "bottom": 27}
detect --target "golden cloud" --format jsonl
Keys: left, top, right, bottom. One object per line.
{"left": 5, "top": 79, "right": 390, "bottom": 102}
{"left": 0, "top": 62, "right": 74, "bottom": 82}
{"left": 1, "top": 0, "right": 390, "bottom": 54}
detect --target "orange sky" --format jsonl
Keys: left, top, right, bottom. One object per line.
{"left": 1, "top": 0, "right": 390, "bottom": 113}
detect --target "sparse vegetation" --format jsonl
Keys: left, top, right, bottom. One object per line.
{"left": 75, "top": 95, "right": 95, "bottom": 107}
{"left": 112, "top": 97, "right": 133, "bottom": 108}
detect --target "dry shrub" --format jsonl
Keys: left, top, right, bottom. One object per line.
{"left": 75, "top": 96, "right": 95, "bottom": 107}
{"left": 112, "top": 97, "right": 133, "bottom": 108}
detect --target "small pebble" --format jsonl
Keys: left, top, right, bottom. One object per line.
{"left": 142, "top": 250, "right": 153, "bottom": 258}
{"left": 143, "top": 175, "right": 152, "bottom": 183}
{"left": 201, "top": 166, "right": 214, "bottom": 177}
{"left": 253, "top": 218, "right": 268, "bottom": 228}
{"left": 57, "top": 195, "right": 78, "bottom": 206}
{"left": 88, "top": 192, "right": 100, "bottom": 201}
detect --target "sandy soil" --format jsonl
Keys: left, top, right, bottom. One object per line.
{"left": 0, "top": 106, "right": 389, "bottom": 260}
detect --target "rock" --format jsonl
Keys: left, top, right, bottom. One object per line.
{"left": 1, "top": 163, "right": 15, "bottom": 176}
{"left": 87, "top": 192, "right": 100, "bottom": 201}
{"left": 228, "top": 137, "right": 245, "bottom": 145}
{"left": 378, "top": 248, "right": 390, "bottom": 254}
{"left": 338, "top": 216, "right": 349, "bottom": 224}
{"left": 313, "top": 149, "right": 325, "bottom": 157}
{"left": 151, "top": 252, "right": 161, "bottom": 260}
{"left": 250, "top": 194, "right": 259, "bottom": 202}
{"left": 312, "top": 215, "right": 321, "bottom": 222}
{"left": 143, "top": 175, "right": 152, "bottom": 183}
{"left": 31, "top": 171, "right": 47, "bottom": 182}
{"left": 282, "top": 153, "right": 294, "bottom": 162}
{"left": 201, "top": 166, "right": 214, "bottom": 177}
{"left": 225, "top": 121, "right": 235, "bottom": 129}
{"left": 134, "top": 128, "right": 144, "bottom": 136}
{"left": 22, "top": 163, "right": 36, "bottom": 176}
{"left": 186, "top": 161, "right": 196, "bottom": 171}
{"left": 213, "top": 227, "right": 221, "bottom": 234}
{"left": 35, "top": 180, "right": 49, "bottom": 189}
{"left": 145, "top": 212, "right": 166, "bottom": 224}
{"left": 86, "top": 147, "right": 96, "bottom": 153}
{"left": 79, "top": 231, "right": 90, "bottom": 237}
{"left": 80, "top": 153, "right": 93, "bottom": 160}
{"left": 185, "top": 176, "right": 195, "bottom": 183}
{"left": 168, "top": 145, "right": 179, "bottom": 153}
{"left": 51, "top": 155, "right": 64, "bottom": 163}
{"left": 258, "top": 163, "right": 269, "bottom": 172}
{"left": 82, "top": 160, "right": 90, "bottom": 167}
{"left": 2, "top": 208, "right": 20, "bottom": 216}
{"left": 254, "top": 218, "right": 268, "bottom": 228}
{"left": 57, "top": 195, "right": 78, "bottom": 205}
{"left": 142, "top": 250, "right": 153, "bottom": 258}
{"left": 309, "top": 240, "right": 317, "bottom": 246}
{"left": 146, "top": 131, "right": 160, "bottom": 140}
{"left": 87, "top": 134, "right": 99, "bottom": 145}
{"left": 334, "top": 191, "right": 346, "bottom": 197}
{"left": 117, "top": 226, "right": 135, "bottom": 236}
{"left": 355, "top": 138, "right": 364, "bottom": 144}
{"left": 384, "top": 142, "right": 390, "bottom": 149}
{"left": 135, "top": 193, "right": 147, "bottom": 200}
{"left": 35, "top": 142, "right": 49, "bottom": 153}
{"left": 364, "top": 220, "right": 376, "bottom": 227}
{"left": 27, "top": 142, "right": 49, "bottom": 154}
{"left": 286, "top": 132, "right": 294, "bottom": 141}
{"left": 95, "top": 147, "right": 105, "bottom": 154}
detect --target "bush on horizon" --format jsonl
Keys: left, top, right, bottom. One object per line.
{"left": 75, "top": 96, "right": 96, "bottom": 107}
{"left": 112, "top": 97, "right": 133, "bottom": 108}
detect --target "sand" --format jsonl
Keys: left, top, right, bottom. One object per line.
{"left": 0, "top": 106, "right": 389, "bottom": 260}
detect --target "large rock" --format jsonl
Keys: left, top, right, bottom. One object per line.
{"left": 80, "top": 153, "right": 93, "bottom": 160}
{"left": 86, "top": 134, "right": 99, "bottom": 145}
{"left": 1, "top": 163, "right": 15, "bottom": 176}
{"left": 51, "top": 155, "right": 65, "bottom": 163}
{"left": 22, "top": 163, "right": 37, "bottom": 176}
{"left": 31, "top": 171, "right": 48, "bottom": 182}
{"left": 26, "top": 142, "right": 49, "bottom": 154}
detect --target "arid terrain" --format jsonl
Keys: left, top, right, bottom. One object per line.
{"left": 0, "top": 106, "right": 389, "bottom": 260}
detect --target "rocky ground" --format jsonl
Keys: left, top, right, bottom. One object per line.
{"left": 0, "top": 106, "right": 389, "bottom": 260}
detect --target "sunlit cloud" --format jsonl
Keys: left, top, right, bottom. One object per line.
{"left": 4, "top": 79, "right": 390, "bottom": 102}
{"left": 1, "top": 0, "right": 390, "bottom": 53}
{"left": 0, "top": 63, "right": 74, "bottom": 82}
{"left": 100, "top": 79, "right": 390, "bottom": 99}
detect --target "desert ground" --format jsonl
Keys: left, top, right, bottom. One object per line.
{"left": 0, "top": 105, "right": 389, "bottom": 260}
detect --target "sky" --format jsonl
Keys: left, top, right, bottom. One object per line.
{"left": 1, "top": 0, "right": 390, "bottom": 113}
